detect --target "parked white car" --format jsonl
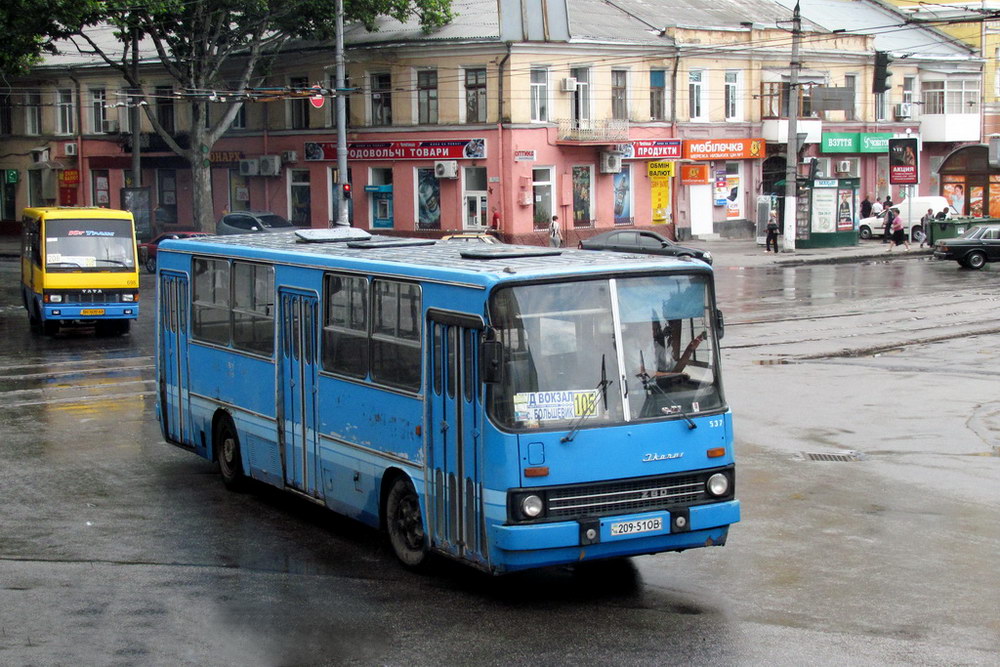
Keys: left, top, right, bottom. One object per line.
{"left": 858, "top": 196, "right": 955, "bottom": 241}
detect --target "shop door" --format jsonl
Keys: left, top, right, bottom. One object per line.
{"left": 689, "top": 184, "right": 714, "bottom": 236}
{"left": 464, "top": 194, "right": 487, "bottom": 229}
{"left": 426, "top": 312, "right": 488, "bottom": 566}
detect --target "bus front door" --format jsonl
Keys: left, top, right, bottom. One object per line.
{"left": 427, "top": 313, "right": 488, "bottom": 566}
{"left": 279, "top": 289, "right": 321, "bottom": 497}
{"left": 158, "top": 272, "right": 195, "bottom": 451}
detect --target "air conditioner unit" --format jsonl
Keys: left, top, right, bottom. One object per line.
{"left": 837, "top": 160, "right": 852, "bottom": 173}
{"left": 561, "top": 77, "right": 578, "bottom": 93}
{"left": 103, "top": 119, "right": 120, "bottom": 133}
{"left": 894, "top": 102, "right": 912, "bottom": 119}
{"left": 599, "top": 151, "right": 623, "bottom": 174}
{"left": 64, "top": 142, "right": 78, "bottom": 156}
{"left": 259, "top": 155, "right": 282, "bottom": 176}
{"left": 238, "top": 158, "right": 259, "bottom": 176}
{"left": 434, "top": 160, "right": 458, "bottom": 178}
{"left": 281, "top": 150, "right": 298, "bottom": 164}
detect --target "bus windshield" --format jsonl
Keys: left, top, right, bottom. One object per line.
{"left": 44, "top": 218, "right": 136, "bottom": 271}
{"left": 488, "top": 273, "right": 723, "bottom": 431}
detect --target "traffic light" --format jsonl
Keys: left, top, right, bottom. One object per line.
{"left": 341, "top": 183, "right": 351, "bottom": 199}
{"left": 872, "top": 51, "right": 891, "bottom": 93}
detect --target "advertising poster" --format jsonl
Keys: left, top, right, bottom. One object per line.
{"left": 888, "top": 137, "right": 918, "bottom": 185}
{"left": 990, "top": 175, "right": 1000, "bottom": 218}
{"left": 417, "top": 167, "right": 441, "bottom": 228}
{"left": 714, "top": 170, "right": 728, "bottom": 206}
{"left": 970, "top": 186, "right": 984, "bottom": 217}
{"left": 942, "top": 178, "right": 965, "bottom": 215}
{"left": 810, "top": 187, "right": 837, "bottom": 233}
{"left": 572, "top": 166, "right": 592, "bottom": 227}
{"left": 613, "top": 167, "right": 632, "bottom": 226}
{"left": 837, "top": 188, "right": 854, "bottom": 231}
{"left": 726, "top": 174, "right": 741, "bottom": 218}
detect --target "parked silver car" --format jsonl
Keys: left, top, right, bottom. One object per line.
{"left": 216, "top": 211, "right": 297, "bottom": 235}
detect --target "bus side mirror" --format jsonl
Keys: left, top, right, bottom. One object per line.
{"left": 715, "top": 309, "right": 725, "bottom": 340}
{"left": 480, "top": 340, "right": 504, "bottom": 385}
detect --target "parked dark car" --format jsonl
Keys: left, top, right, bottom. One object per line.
{"left": 138, "top": 231, "right": 210, "bottom": 273}
{"left": 578, "top": 230, "right": 713, "bottom": 265}
{"left": 216, "top": 211, "right": 297, "bottom": 235}
{"left": 933, "top": 224, "right": 1000, "bottom": 269}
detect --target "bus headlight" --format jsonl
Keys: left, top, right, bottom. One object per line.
{"left": 122, "top": 293, "right": 136, "bottom": 302}
{"left": 47, "top": 294, "right": 63, "bottom": 303}
{"left": 706, "top": 473, "right": 730, "bottom": 497}
{"left": 521, "top": 494, "right": 544, "bottom": 518}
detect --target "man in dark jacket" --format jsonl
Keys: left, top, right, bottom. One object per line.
{"left": 861, "top": 194, "right": 873, "bottom": 220}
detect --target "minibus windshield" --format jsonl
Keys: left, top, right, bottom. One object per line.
{"left": 44, "top": 218, "right": 136, "bottom": 271}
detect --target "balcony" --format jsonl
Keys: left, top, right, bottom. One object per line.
{"left": 918, "top": 114, "right": 980, "bottom": 143}
{"left": 556, "top": 118, "right": 630, "bottom": 144}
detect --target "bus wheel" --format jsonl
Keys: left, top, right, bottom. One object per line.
{"left": 386, "top": 477, "right": 428, "bottom": 568}
{"left": 216, "top": 418, "right": 247, "bottom": 491}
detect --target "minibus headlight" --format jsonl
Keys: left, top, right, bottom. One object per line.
{"left": 122, "top": 293, "right": 135, "bottom": 302}
{"left": 521, "top": 494, "right": 544, "bottom": 518}
{"left": 706, "top": 473, "right": 730, "bottom": 497}
{"left": 47, "top": 294, "right": 63, "bottom": 303}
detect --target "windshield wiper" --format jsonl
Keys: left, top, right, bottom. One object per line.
{"left": 47, "top": 261, "right": 82, "bottom": 268}
{"left": 94, "top": 259, "right": 130, "bottom": 267}
{"left": 637, "top": 350, "right": 697, "bottom": 430}
{"left": 561, "top": 354, "right": 613, "bottom": 443}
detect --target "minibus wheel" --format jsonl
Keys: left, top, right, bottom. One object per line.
{"left": 215, "top": 417, "right": 247, "bottom": 491}
{"left": 42, "top": 320, "right": 59, "bottom": 336}
{"left": 386, "top": 477, "right": 428, "bottom": 568}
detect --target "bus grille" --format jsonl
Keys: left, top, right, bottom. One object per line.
{"left": 546, "top": 474, "right": 709, "bottom": 520}
{"left": 61, "top": 289, "right": 129, "bottom": 304}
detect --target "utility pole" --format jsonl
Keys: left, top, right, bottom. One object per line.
{"left": 782, "top": 1, "right": 801, "bottom": 252}
{"left": 130, "top": 28, "right": 141, "bottom": 188}
{"left": 333, "top": 0, "right": 350, "bottom": 227}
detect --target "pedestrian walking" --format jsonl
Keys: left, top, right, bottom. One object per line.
{"left": 882, "top": 206, "right": 893, "bottom": 243}
{"left": 860, "top": 194, "right": 873, "bottom": 220}
{"left": 886, "top": 208, "right": 909, "bottom": 252}
{"left": 765, "top": 214, "right": 779, "bottom": 253}
{"left": 548, "top": 215, "right": 563, "bottom": 247}
{"left": 918, "top": 208, "right": 934, "bottom": 248}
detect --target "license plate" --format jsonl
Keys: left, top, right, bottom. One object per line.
{"left": 609, "top": 517, "right": 663, "bottom": 536}
{"left": 80, "top": 309, "right": 105, "bottom": 316}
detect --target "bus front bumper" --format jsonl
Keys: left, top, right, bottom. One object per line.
{"left": 491, "top": 500, "right": 740, "bottom": 571}
{"left": 43, "top": 304, "right": 139, "bottom": 320}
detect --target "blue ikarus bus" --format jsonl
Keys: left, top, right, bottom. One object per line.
{"left": 155, "top": 229, "right": 739, "bottom": 574}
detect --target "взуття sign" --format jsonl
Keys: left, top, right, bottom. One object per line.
{"left": 822, "top": 132, "right": 893, "bottom": 153}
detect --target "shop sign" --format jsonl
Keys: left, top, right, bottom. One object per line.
{"left": 646, "top": 161, "right": 674, "bottom": 178}
{"left": 58, "top": 169, "right": 81, "bottom": 186}
{"left": 210, "top": 151, "right": 245, "bottom": 163}
{"left": 814, "top": 179, "right": 839, "bottom": 188}
{"left": 514, "top": 150, "right": 536, "bottom": 161}
{"left": 305, "top": 138, "right": 486, "bottom": 161}
{"left": 620, "top": 140, "right": 682, "bottom": 160}
{"left": 680, "top": 164, "right": 710, "bottom": 185}
{"left": 821, "top": 132, "right": 893, "bottom": 153}
{"left": 4, "top": 169, "right": 18, "bottom": 184}
{"left": 683, "top": 138, "right": 764, "bottom": 160}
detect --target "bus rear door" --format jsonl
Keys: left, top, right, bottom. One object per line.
{"left": 158, "top": 271, "right": 195, "bottom": 449}
{"left": 427, "top": 311, "right": 488, "bottom": 566}
{"left": 279, "top": 288, "right": 321, "bottom": 497}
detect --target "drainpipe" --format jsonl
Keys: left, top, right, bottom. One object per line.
{"left": 68, "top": 68, "right": 84, "bottom": 205}
{"left": 670, "top": 48, "right": 681, "bottom": 239}
{"left": 497, "top": 43, "right": 512, "bottom": 235}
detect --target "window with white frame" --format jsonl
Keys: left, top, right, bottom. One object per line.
{"left": 650, "top": 70, "right": 667, "bottom": 121}
{"left": 724, "top": 71, "right": 741, "bottom": 121}
{"left": 844, "top": 74, "right": 857, "bottom": 121}
{"left": 531, "top": 167, "right": 554, "bottom": 229}
{"left": 290, "top": 169, "right": 311, "bottom": 225}
{"left": 875, "top": 92, "right": 887, "bottom": 121}
{"left": 56, "top": 89, "right": 74, "bottom": 134}
{"left": 921, "top": 79, "right": 979, "bottom": 114}
{"left": 90, "top": 88, "right": 107, "bottom": 133}
{"left": 570, "top": 67, "right": 590, "bottom": 126}
{"left": 530, "top": 68, "right": 548, "bottom": 122}
{"left": 465, "top": 68, "right": 487, "bottom": 123}
{"left": 371, "top": 72, "right": 392, "bottom": 126}
{"left": 688, "top": 70, "right": 704, "bottom": 120}
{"left": 611, "top": 69, "right": 628, "bottom": 120}
{"left": 417, "top": 70, "right": 438, "bottom": 124}
{"left": 902, "top": 76, "right": 915, "bottom": 106}
{"left": 25, "top": 92, "right": 41, "bottom": 135}
{"left": 289, "top": 76, "right": 310, "bottom": 129}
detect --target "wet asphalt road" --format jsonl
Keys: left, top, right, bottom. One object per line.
{"left": 1, "top": 255, "right": 998, "bottom": 665}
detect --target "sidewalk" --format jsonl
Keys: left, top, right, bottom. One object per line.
{"left": 0, "top": 233, "right": 934, "bottom": 268}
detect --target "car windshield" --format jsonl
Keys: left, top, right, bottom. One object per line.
{"left": 487, "top": 273, "right": 723, "bottom": 431}
{"left": 44, "top": 218, "right": 136, "bottom": 272}
{"left": 258, "top": 215, "right": 293, "bottom": 228}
